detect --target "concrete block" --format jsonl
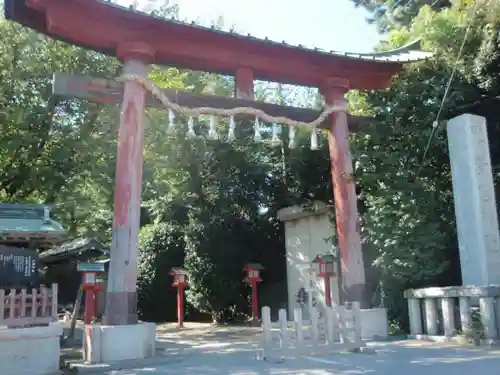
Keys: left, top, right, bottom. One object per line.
{"left": 84, "top": 322, "right": 156, "bottom": 363}
{"left": 360, "top": 308, "right": 388, "bottom": 340}
{"left": 0, "top": 322, "right": 62, "bottom": 375}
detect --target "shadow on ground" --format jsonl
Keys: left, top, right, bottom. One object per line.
{"left": 61, "top": 322, "right": 500, "bottom": 375}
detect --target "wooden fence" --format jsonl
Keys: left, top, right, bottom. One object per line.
{"left": 0, "top": 284, "right": 58, "bottom": 328}
{"left": 260, "top": 302, "right": 364, "bottom": 359}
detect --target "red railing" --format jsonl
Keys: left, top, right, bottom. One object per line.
{"left": 0, "top": 284, "right": 58, "bottom": 328}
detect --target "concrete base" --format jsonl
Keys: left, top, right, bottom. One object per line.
{"left": 359, "top": 308, "right": 388, "bottom": 340}
{"left": 84, "top": 322, "right": 156, "bottom": 364}
{"left": 0, "top": 322, "right": 62, "bottom": 375}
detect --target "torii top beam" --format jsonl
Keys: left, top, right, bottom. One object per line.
{"left": 5, "top": 0, "right": 431, "bottom": 90}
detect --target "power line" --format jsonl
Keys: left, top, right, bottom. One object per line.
{"left": 416, "top": 0, "right": 481, "bottom": 177}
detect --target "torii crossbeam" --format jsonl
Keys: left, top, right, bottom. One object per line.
{"left": 5, "top": 0, "right": 431, "bottom": 326}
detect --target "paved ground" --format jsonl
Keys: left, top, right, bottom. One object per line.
{"left": 80, "top": 323, "right": 500, "bottom": 375}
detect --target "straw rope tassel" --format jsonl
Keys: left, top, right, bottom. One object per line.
{"left": 289, "top": 126, "right": 296, "bottom": 149}
{"left": 310, "top": 128, "right": 319, "bottom": 150}
{"left": 208, "top": 116, "right": 219, "bottom": 140}
{"left": 271, "top": 124, "right": 281, "bottom": 147}
{"left": 167, "top": 109, "right": 176, "bottom": 135}
{"left": 186, "top": 116, "right": 196, "bottom": 139}
{"left": 227, "top": 116, "right": 236, "bottom": 142}
{"left": 253, "top": 117, "right": 262, "bottom": 143}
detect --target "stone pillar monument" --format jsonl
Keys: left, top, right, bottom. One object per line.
{"left": 447, "top": 114, "right": 500, "bottom": 285}
{"left": 277, "top": 202, "right": 340, "bottom": 316}
{"left": 278, "top": 202, "right": 388, "bottom": 340}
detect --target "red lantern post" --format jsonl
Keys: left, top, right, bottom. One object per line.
{"left": 244, "top": 263, "right": 264, "bottom": 322}
{"left": 77, "top": 262, "right": 105, "bottom": 324}
{"left": 170, "top": 268, "right": 189, "bottom": 328}
{"left": 312, "top": 254, "right": 337, "bottom": 307}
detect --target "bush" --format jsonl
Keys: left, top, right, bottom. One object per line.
{"left": 137, "top": 222, "right": 185, "bottom": 322}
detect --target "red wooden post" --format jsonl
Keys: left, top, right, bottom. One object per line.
{"left": 82, "top": 271, "right": 98, "bottom": 324}
{"left": 322, "top": 78, "right": 367, "bottom": 307}
{"left": 235, "top": 68, "right": 254, "bottom": 100}
{"left": 105, "top": 42, "right": 155, "bottom": 326}
{"left": 324, "top": 274, "right": 332, "bottom": 307}
{"left": 177, "top": 285, "right": 185, "bottom": 328}
{"left": 244, "top": 263, "right": 263, "bottom": 322}
{"left": 84, "top": 289, "right": 95, "bottom": 324}
{"left": 250, "top": 280, "right": 259, "bottom": 320}
{"left": 170, "top": 268, "right": 188, "bottom": 328}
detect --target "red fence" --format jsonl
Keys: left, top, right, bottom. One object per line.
{"left": 0, "top": 284, "right": 58, "bottom": 328}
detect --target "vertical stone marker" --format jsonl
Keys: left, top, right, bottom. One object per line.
{"left": 447, "top": 114, "right": 500, "bottom": 285}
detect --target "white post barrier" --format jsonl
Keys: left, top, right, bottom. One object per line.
{"left": 278, "top": 309, "right": 289, "bottom": 350}
{"left": 259, "top": 303, "right": 366, "bottom": 359}
{"left": 326, "top": 307, "right": 336, "bottom": 345}
{"left": 310, "top": 306, "right": 319, "bottom": 347}
{"left": 351, "top": 301, "right": 362, "bottom": 344}
{"left": 294, "top": 308, "right": 304, "bottom": 349}
{"left": 337, "top": 305, "right": 347, "bottom": 343}
{"left": 262, "top": 306, "right": 272, "bottom": 348}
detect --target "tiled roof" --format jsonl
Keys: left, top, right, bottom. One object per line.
{"left": 40, "top": 237, "right": 108, "bottom": 263}
{"left": 4, "top": 0, "right": 432, "bottom": 65}
{"left": 101, "top": 1, "right": 432, "bottom": 64}
{"left": 0, "top": 204, "right": 64, "bottom": 230}
{"left": 0, "top": 204, "right": 66, "bottom": 247}
{"left": 170, "top": 267, "right": 189, "bottom": 275}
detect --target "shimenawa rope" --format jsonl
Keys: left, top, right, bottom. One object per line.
{"left": 120, "top": 74, "right": 346, "bottom": 127}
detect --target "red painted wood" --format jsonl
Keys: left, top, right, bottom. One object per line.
{"left": 235, "top": 68, "right": 254, "bottom": 100}
{"left": 251, "top": 281, "right": 259, "bottom": 320}
{"left": 84, "top": 289, "right": 95, "bottom": 324}
{"left": 13, "top": 0, "right": 403, "bottom": 90}
{"left": 104, "top": 58, "right": 149, "bottom": 325}
{"left": 177, "top": 286, "right": 184, "bottom": 328}
{"left": 323, "top": 79, "right": 367, "bottom": 306}
{"left": 324, "top": 275, "right": 332, "bottom": 307}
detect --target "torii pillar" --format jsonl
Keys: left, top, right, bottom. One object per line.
{"left": 104, "top": 42, "right": 155, "bottom": 325}
{"left": 322, "top": 78, "right": 367, "bottom": 307}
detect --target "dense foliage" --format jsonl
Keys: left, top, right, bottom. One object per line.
{"left": 351, "top": 0, "right": 451, "bottom": 32}
{"left": 348, "top": 0, "right": 500, "bottom": 327}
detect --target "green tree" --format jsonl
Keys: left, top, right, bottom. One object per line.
{"left": 351, "top": 0, "right": 451, "bottom": 32}
{"left": 0, "top": 17, "right": 122, "bottom": 240}
{"left": 347, "top": 0, "right": 500, "bottom": 327}
{"left": 137, "top": 222, "right": 185, "bottom": 321}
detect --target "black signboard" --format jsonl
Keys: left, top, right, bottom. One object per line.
{"left": 0, "top": 246, "right": 40, "bottom": 288}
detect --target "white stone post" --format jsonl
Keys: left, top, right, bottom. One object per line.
{"left": 278, "top": 309, "right": 289, "bottom": 350}
{"left": 424, "top": 298, "right": 438, "bottom": 335}
{"left": 294, "top": 308, "right": 304, "bottom": 348}
{"left": 351, "top": 301, "right": 362, "bottom": 343}
{"left": 479, "top": 297, "right": 497, "bottom": 340}
{"left": 447, "top": 114, "right": 500, "bottom": 285}
{"left": 495, "top": 297, "right": 500, "bottom": 337}
{"left": 337, "top": 305, "right": 348, "bottom": 343}
{"left": 459, "top": 297, "right": 471, "bottom": 331}
{"left": 310, "top": 306, "right": 319, "bottom": 346}
{"left": 408, "top": 298, "right": 423, "bottom": 335}
{"left": 326, "top": 307, "right": 337, "bottom": 345}
{"left": 441, "top": 297, "right": 456, "bottom": 337}
{"left": 261, "top": 306, "right": 272, "bottom": 349}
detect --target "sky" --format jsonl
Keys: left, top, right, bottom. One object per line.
{"left": 116, "top": 0, "right": 382, "bottom": 53}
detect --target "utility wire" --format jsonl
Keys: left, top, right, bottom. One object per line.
{"left": 416, "top": 0, "right": 481, "bottom": 177}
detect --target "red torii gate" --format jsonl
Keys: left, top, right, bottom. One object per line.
{"left": 5, "top": 0, "right": 430, "bottom": 326}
